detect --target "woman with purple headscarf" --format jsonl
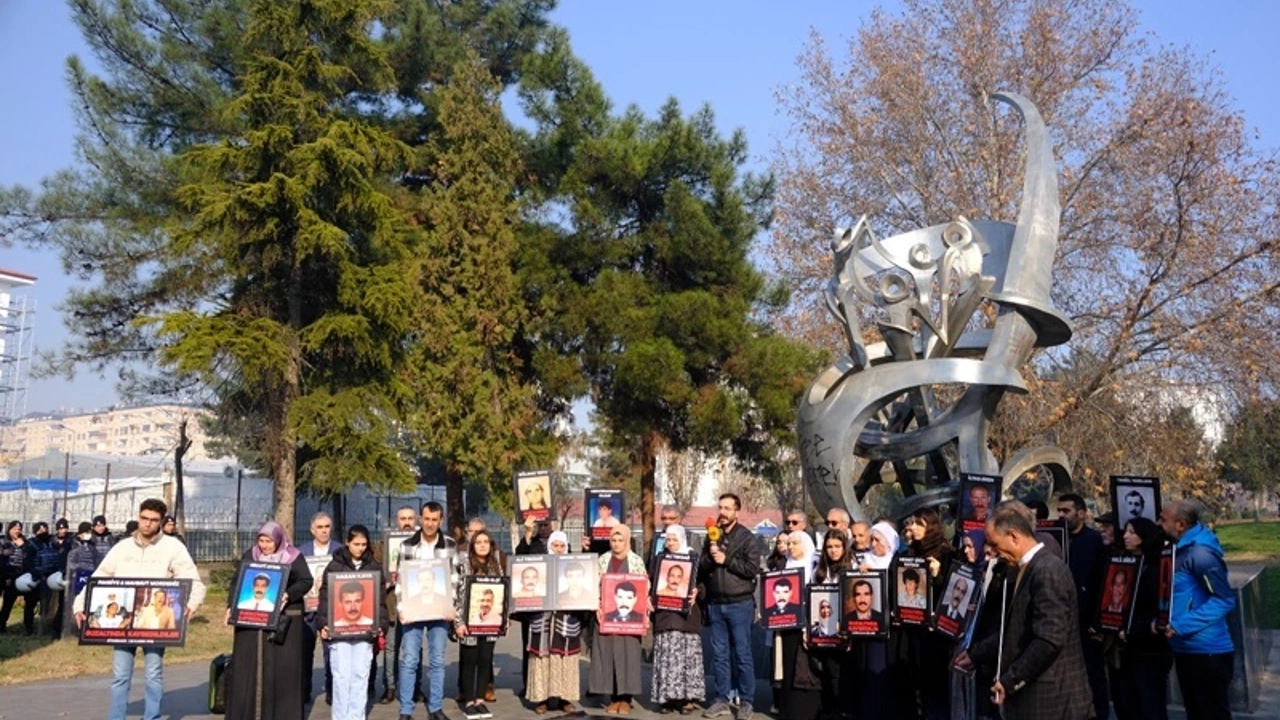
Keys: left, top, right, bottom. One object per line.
{"left": 224, "top": 520, "right": 314, "bottom": 719}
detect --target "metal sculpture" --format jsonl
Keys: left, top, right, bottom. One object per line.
{"left": 797, "top": 93, "right": 1074, "bottom": 522}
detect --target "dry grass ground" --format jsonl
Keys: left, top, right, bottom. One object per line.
{"left": 0, "top": 584, "right": 233, "bottom": 686}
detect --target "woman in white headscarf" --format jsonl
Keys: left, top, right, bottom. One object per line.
{"left": 778, "top": 529, "right": 822, "bottom": 720}
{"left": 850, "top": 520, "right": 899, "bottom": 719}
{"left": 526, "top": 531, "right": 586, "bottom": 714}
{"left": 650, "top": 525, "right": 705, "bottom": 713}
{"left": 858, "top": 521, "right": 900, "bottom": 572}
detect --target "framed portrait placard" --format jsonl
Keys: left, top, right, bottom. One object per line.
{"left": 326, "top": 570, "right": 381, "bottom": 642}
{"left": 397, "top": 558, "right": 454, "bottom": 623}
{"left": 840, "top": 570, "right": 888, "bottom": 639}
{"left": 934, "top": 562, "right": 979, "bottom": 641}
{"left": 509, "top": 555, "right": 552, "bottom": 612}
{"left": 1098, "top": 554, "right": 1140, "bottom": 633}
{"left": 806, "top": 583, "right": 842, "bottom": 647}
{"left": 80, "top": 577, "right": 192, "bottom": 647}
{"left": 1035, "top": 519, "right": 1069, "bottom": 564}
{"left": 1155, "top": 544, "right": 1174, "bottom": 631}
{"left": 651, "top": 552, "right": 695, "bottom": 613}
{"left": 230, "top": 561, "right": 288, "bottom": 629}
{"left": 892, "top": 556, "right": 931, "bottom": 626}
{"left": 959, "top": 473, "right": 1001, "bottom": 558}
{"left": 1110, "top": 475, "right": 1161, "bottom": 526}
{"left": 514, "top": 470, "right": 553, "bottom": 523}
{"left": 600, "top": 573, "right": 649, "bottom": 636}
{"left": 303, "top": 556, "right": 330, "bottom": 614}
{"left": 759, "top": 568, "right": 805, "bottom": 630}
{"left": 585, "top": 489, "right": 625, "bottom": 540}
{"left": 385, "top": 531, "right": 415, "bottom": 577}
{"left": 465, "top": 575, "right": 508, "bottom": 637}
{"left": 552, "top": 556, "right": 599, "bottom": 611}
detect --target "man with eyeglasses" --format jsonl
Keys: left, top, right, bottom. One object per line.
{"left": 300, "top": 512, "right": 337, "bottom": 705}
{"left": 653, "top": 505, "right": 684, "bottom": 556}
{"left": 785, "top": 511, "right": 814, "bottom": 544}
{"left": 825, "top": 508, "right": 853, "bottom": 541}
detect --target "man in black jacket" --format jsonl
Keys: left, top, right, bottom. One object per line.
{"left": 1057, "top": 493, "right": 1110, "bottom": 720}
{"left": 698, "top": 493, "right": 758, "bottom": 720}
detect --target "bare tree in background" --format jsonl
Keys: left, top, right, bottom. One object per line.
{"left": 768, "top": 0, "right": 1279, "bottom": 504}
{"left": 661, "top": 445, "right": 704, "bottom": 514}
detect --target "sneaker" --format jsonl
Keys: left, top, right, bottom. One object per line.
{"left": 475, "top": 703, "right": 493, "bottom": 718}
{"left": 703, "top": 702, "right": 733, "bottom": 718}
{"left": 736, "top": 703, "right": 753, "bottom": 720}
{"left": 463, "top": 705, "right": 484, "bottom": 720}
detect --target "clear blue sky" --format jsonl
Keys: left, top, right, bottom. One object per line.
{"left": 1, "top": 0, "right": 1276, "bottom": 414}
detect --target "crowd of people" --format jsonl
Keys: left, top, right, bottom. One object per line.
{"left": 0, "top": 488, "right": 1242, "bottom": 720}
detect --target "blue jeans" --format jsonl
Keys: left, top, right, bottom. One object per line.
{"left": 110, "top": 646, "right": 165, "bottom": 720}
{"left": 399, "top": 620, "right": 448, "bottom": 714}
{"left": 708, "top": 600, "right": 755, "bottom": 705}
{"left": 331, "top": 641, "right": 374, "bottom": 720}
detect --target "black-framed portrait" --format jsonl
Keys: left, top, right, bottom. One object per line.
{"left": 806, "top": 583, "right": 842, "bottom": 647}
{"left": 1097, "top": 554, "right": 1140, "bottom": 634}
{"left": 465, "top": 575, "right": 508, "bottom": 637}
{"left": 600, "top": 573, "right": 649, "bottom": 636}
{"left": 1110, "top": 475, "right": 1161, "bottom": 526}
{"left": 840, "top": 569, "right": 888, "bottom": 638}
{"left": 230, "top": 561, "right": 287, "bottom": 629}
{"left": 1035, "top": 519, "right": 1069, "bottom": 564}
{"left": 959, "top": 473, "right": 1002, "bottom": 558}
{"left": 652, "top": 552, "right": 695, "bottom": 613}
{"left": 585, "top": 489, "right": 625, "bottom": 540}
{"left": 303, "top": 555, "right": 329, "bottom": 614}
{"left": 385, "top": 530, "right": 415, "bottom": 576}
{"left": 759, "top": 568, "right": 805, "bottom": 630}
{"left": 892, "top": 556, "right": 931, "bottom": 626}
{"left": 934, "top": 562, "right": 978, "bottom": 641}
{"left": 326, "top": 570, "right": 381, "bottom": 642}
{"left": 80, "top": 577, "right": 192, "bottom": 646}
{"left": 1155, "top": 544, "right": 1174, "bottom": 631}
{"left": 514, "top": 470, "right": 553, "bottom": 523}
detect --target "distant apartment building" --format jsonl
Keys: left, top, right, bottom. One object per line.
{"left": 0, "top": 404, "right": 215, "bottom": 462}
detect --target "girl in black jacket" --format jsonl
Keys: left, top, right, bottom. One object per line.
{"left": 318, "top": 524, "right": 390, "bottom": 720}
{"left": 1114, "top": 517, "right": 1172, "bottom": 720}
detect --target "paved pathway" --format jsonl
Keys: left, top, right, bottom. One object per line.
{"left": 5, "top": 629, "right": 1279, "bottom": 720}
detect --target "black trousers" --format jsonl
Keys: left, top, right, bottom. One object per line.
{"left": 1116, "top": 651, "right": 1171, "bottom": 720}
{"left": 1081, "top": 631, "right": 1111, "bottom": 720}
{"left": 459, "top": 641, "right": 496, "bottom": 702}
{"left": 0, "top": 584, "right": 36, "bottom": 634}
{"left": 1175, "top": 651, "right": 1233, "bottom": 720}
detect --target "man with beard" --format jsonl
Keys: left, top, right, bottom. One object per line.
{"left": 842, "top": 580, "right": 882, "bottom": 626}
{"left": 1056, "top": 493, "right": 1110, "bottom": 720}
{"left": 698, "top": 493, "right": 759, "bottom": 720}
{"left": 942, "top": 577, "right": 969, "bottom": 621}
{"left": 604, "top": 582, "right": 641, "bottom": 623}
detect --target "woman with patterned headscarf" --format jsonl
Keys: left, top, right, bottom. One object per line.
{"left": 650, "top": 525, "right": 705, "bottom": 714}
{"left": 526, "top": 530, "right": 589, "bottom": 714}
{"left": 590, "top": 524, "right": 647, "bottom": 714}
{"left": 224, "top": 520, "right": 314, "bottom": 720}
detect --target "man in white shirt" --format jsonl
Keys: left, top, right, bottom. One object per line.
{"left": 237, "top": 574, "right": 274, "bottom": 611}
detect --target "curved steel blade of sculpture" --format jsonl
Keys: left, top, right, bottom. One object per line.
{"left": 798, "top": 93, "right": 1075, "bottom": 523}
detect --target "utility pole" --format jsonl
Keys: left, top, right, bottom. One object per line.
{"left": 101, "top": 463, "right": 112, "bottom": 517}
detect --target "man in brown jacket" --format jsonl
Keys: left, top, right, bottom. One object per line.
{"left": 957, "top": 501, "right": 1091, "bottom": 720}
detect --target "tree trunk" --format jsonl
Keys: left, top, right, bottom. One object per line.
{"left": 173, "top": 417, "right": 193, "bottom": 536}
{"left": 331, "top": 493, "right": 345, "bottom": 536}
{"left": 640, "top": 431, "right": 660, "bottom": 554}
{"left": 446, "top": 465, "right": 466, "bottom": 543}
{"left": 274, "top": 261, "right": 303, "bottom": 538}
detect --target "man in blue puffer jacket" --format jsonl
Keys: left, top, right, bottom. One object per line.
{"left": 1159, "top": 499, "right": 1235, "bottom": 720}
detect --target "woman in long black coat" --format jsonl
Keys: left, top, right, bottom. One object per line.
{"left": 225, "top": 520, "right": 314, "bottom": 720}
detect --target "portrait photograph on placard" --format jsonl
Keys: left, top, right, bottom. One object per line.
{"left": 555, "top": 556, "right": 599, "bottom": 611}
{"left": 652, "top": 553, "right": 695, "bottom": 612}
{"left": 1098, "top": 555, "right": 1140, "bottom": 633}
{"left": 1156, "top": 544, "right": 1174, "bottom": 631}
{"left": 1110, "top": 475, "right": 1161, "bottom": 525}
{"left": 600, "top": 573, "right": 649, "bottom": 635}
{"left": 934, "top": 563, "right": 978, "bottom": 640}
{"left": 397, "top": 558, "right": 453, "bottom": 623}
{"left": 327, "top": 571, "right": 381, "bottom": 641}
{"left": 385, "top": 530, "right": 415, "bottom": 576}
{"left": 81, "top": 578, "right": 191, "bottom": 646}
{"left": 893, "top": 557, "right": 931, "bottom": 626}
{"left": 585, "top": 489, "right": 625, "bottom": 540}
{"left": 1035, "top": 520, "right": 1070, "bottom": 563}
{"left": 806, "top": 584, "right": 842, "bottom": 646}
{"left": 303, "top": 556, "right": 329, "bottom": 614}
{"left": 510, "top": 556, "right": 551, "bottom": 612}
{"left": 841, "top": 570, "right": 887, "bottom": 638}
{"left": 959, "top": 473, "right": 1001, "bottom": 557}
{"left": 465, "top": 576, "right": 508, "bottom": 636}
{"left": 514, "top": 470, "right": 553, "bottom": 522}
{"left": 760, "top": 568, "right": 805, "bottom": 630}
{"left": 230, "top": 561, "right": 286, "bottom": 628}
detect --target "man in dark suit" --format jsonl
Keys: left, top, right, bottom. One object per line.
{"left": 841, "top": 579, "right": 883, "bottom": 627}
{"left": 957, "top": 501, "right": 1092, "bottom": 720}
